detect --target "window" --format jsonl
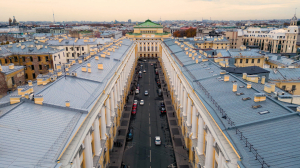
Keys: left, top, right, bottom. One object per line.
{"left": 282, "top": 85, "right": 286, "bottom": 90}
{"left": 5, "top": 59, "right": 7, "bottom": 64}
{"left": 46, "top": 65, "right": 49, "bottom": 70}
{"left": 72, "top": 53, "right": 74, "bottom": 57}
{"left": 66, "top": 47, "right": 68, "bottom": 51}
{"left": 22, "top": 57, "right": 25, "bottom": 62}
{"left": 140, "top": 47, "right": 142, "bottom": 51}
{"left": 45, "top": 56, "right": 49, "bottom": 61}
{"left": 251, "top": 59, "right": 254, "bottom": 63}
{"left": 30, "top": 57, "right": 33, "bottom": 62}
{"left": 11, "top": 77, "right": 15, "bottom": 85}
{"left": 71, "top": 47, "right": 73, "bottom": 51}
{"left": 292, "top": 85, "right": 296, "bottom": 91}
{"left": 246, "top": 59, "right": 248, "bottom": 63}
{"left": 257, "top": 59, "right": 260, "bottom": 63}
{"left": 77, "top": 47, "right": 79, "bottom": 51}
{"left": 82, "top": 47, "right": 84, "bottom": 51}
{"left": 77, "top": 53, "right": 79, "bottom": 57}
{"left": 32, "top": 73, "right": 36, "bottom": 79}
{"left": 38, "top": 56, "right": 41, "bottom": 62}
{"left": 39, "top": 65, "right": 42, "bottom": 70}
{"left": 25, "top": 73, "right": 28, "bottom": 79}
{"left": 235, "top": 59, "right": 237, "bottom": 63}
{"left": 31, "top": 65, "right": 35, "bottom": 70}
{"left": 155, "top": 47, "right": 157, "bottom": 51}
{"left": 204, "top": 140, "right": 207, "bottom": 154}
{"left": 10, "top": 58, "right": 12, "bottom": 63}
{"left": 14, "top": 57, "right": 18, "bottom": 62}
{"left": 240, "top": 59, "right": 242, "bottom": 63}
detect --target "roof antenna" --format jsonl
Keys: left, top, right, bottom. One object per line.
{"left": 52, "top": 10, "right": 55, "bottom": 24}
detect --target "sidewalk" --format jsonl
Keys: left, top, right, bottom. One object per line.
{"left": 157, "top": 64, "right": 191, "bottom": 168}
{"left": 109, "top": 73, "right": 139, "bottom": 168}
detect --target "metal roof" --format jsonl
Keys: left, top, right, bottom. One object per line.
{"left": 163, "top": 38, "right": 300, "bottom": 168}
{"left": 0, "top": 65, "right": 24, "bottom": 75}
{"left": 266, "top": 68, "right": 300, "bottom": 82}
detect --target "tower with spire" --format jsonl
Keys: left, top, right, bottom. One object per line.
{"left": 290, "top": 9, "right": 297, "bottom": 26}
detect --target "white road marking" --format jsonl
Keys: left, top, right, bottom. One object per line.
{"left": 150, "top": 150, "right": 151, "bottom": 162}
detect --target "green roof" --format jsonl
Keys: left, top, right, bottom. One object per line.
{"left": 134, "top": 19, "right": 163, "bottom": 28}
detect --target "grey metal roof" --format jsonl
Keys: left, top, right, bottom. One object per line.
{"left": 47, "top": 38, "right": 98, "bottom": 46}
{"left": 266, "top": 68, "right": 300, "bottom": 82}
{"left": 0, "top": 102, "right": 82, "bottom": 168}
{"left": 0, "top": 65, "right": 24, "bottom": 75}
{"left": 1, "top": 42, "right": 63, "bottom": 55}
{"left": 216, "top": 49, "right": 264, "bottom": 58}
{"left": 163, "top": 38, "right": 300, "bottom": 168}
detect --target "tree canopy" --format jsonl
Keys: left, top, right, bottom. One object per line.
{"left": 173, "top": 28, "right": 196, "bottom": 38}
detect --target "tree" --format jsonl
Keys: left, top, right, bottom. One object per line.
{"left": 6, "top": 41, "right": 9, "bottom": 44}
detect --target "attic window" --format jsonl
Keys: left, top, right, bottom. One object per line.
{"left": 236, "top": 93, "right": 244, "bottom": 96}
{"left": 258, "top": 110, "right": 270, "bottom": 115}
{"left": 252, "top": 105, "right": 262, "bottom": 109}
{"left": 209, "top": 71, "right": 214, "bottom": 73}
{"left": 217, "top": 77, "right": 222, "bottom": 79}
{"left": 242, "top": 97, "right": 251, "bottom": 101}
{"left": 239, "top": 86, "right": 245, "bottom": 88}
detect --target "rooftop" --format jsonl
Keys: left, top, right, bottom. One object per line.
{"left": 134, "top": 19, "right": 163, "bottom": 28}
{"left": 0, "top": 65, "right": 24, "bottom": 75}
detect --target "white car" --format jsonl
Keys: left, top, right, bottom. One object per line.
{"left": 144, "top": 90, "right": 148, "bottom": 96}
{"left": 140, "top": 100, "right": 144, "bottom": 105}
{"left": 135, "top": 89, "right": 139, "bottom": 94}
{"left": 139, "top": 71, "right": 142, "bottom": 74}
{"left": 134, "top": 100, "right": 138, "bottom": 105}
{"left": 143, "top": 69, "right": 146, "bottom": 73}
{"left": 155, "top": 136, "right": 161, "bottom": 145}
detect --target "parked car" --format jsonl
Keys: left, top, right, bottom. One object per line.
{"left": 145, "top": 90, "right": 148, "bottom": 96}
{"left": 132, "top": 109, "right": 137, "bottom": 115}
{"left": 127, "top": 128, "right": 133, "bottom": 140}
{"left": 161, "top": 102, "right": 165, "bottom": 107}
{"left": 155, "top": 69, "right": 158, "bottom": 75}
{"left": 158, "top": 89, "right": 162, "bottom": 97}
{"left": 136, "top": 89, "right": 139, "bottom": 94}
{"left": 139, "top": 73, "right": 142, "bottom": 78}
{"left": 161, "top": 107, "right": 166, "bottom": 113}
{"left": 155, "top": 136, "right": 161, "bottom": 145}
{"left": 140, "top": 100, "right": 144, "bottom": 105}
{"left": 134, "top": 100, "right": 138, "bottom": 104}
{"left": 132, "top": 104, "right": 137, "bottom": 109}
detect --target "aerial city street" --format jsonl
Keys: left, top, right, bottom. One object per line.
{"left": 0, "top": 0, "right": 300, "bottom": 168}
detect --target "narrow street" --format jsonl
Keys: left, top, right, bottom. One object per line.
{"left": 122, "top": 58, "right": 176, "bottom": 168}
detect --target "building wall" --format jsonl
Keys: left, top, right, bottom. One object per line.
{"left": 136, "top": 40, "right": 161, "bottom": 57}
{"left": 0, "top": 72, "right": 8, "bottom": 97}
{"left": 5, "top": 68, "right": 25, "bottom": 89}
{"left": 195, "top": 41, "right": 229, "bottom": 50}
{"left": 274, "top": 82, "right": 300, "bottom": 95}
{"left": 224, "top": 31, "right": 243, "bottom": 49}
{"left": 234, "top": 58, "right": 265, "bottom": 68}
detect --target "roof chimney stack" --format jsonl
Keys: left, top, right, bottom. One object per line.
{"left": 66, "top": 100, "right": 70, "bottom": 107}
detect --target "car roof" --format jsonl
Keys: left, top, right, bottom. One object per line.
{"left": 155, "top": 136, "right": 160, "bottom": 139}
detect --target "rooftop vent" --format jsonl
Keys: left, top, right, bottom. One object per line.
{"left": 254, "top": 93, "right": 266, "bottom": 102}
{"left": 242, "top": 97, "right": 251, "bottom": 101}
{"left": 66, "top": 100, "right": 70, "bottom": 107}
{"left": 239, "top": 86, "right": 245, "bottom": 88}
{"left": 247, "top": 83, "right": 252, "bottom": 89}
{"left": 258, "top": 110, "right": 269, "bottom": 115}
{"left": 233, "top": 83, "right": 237, "bottom": 92}
{"left": 252, "top": 105, "right": 262, "bottom": 109}
{"left": 236, "top": 92, "right": 244, "bottom": 96}
{"left": 224, "top": 75, "right": 230, "bottom": 82}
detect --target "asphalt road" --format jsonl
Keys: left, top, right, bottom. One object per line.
{"left": 122, "top": 58, "right": 176, "bottom": 168}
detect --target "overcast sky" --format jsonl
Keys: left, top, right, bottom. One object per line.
{"left": 0, "top": 0, "right": 299, "bottom": 22}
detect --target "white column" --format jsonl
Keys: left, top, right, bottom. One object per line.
{"left": 221, "top": 154, "right": 226, "bottom": 168}
{"left": 105, "top": 99, "right": 111, "bottom": 126}
{"left": 114, "top": 85, "right": 118, "bottom": 109}
{"left": 187, "top": 98, "right": 192, "bottom": 126}
{"left": 191, "top": 105, "right": 197, "bottom": 138}
{"left": 183, "top": 89, "right": 187, "bottom": 116}
{"left": 218, "top": 152, "right": 223, "bottom": 168}
{"left": 84, "top": 132, "right": 93, "bottom": 168}
{"left": 110, "top": 90, "right": 115, "bottom": 117}
{"left": 74, "top": 153, "right": 80, "bottom": 168}
{"left": 204, "top": 132, "right": 214, "bottom": 168}
{"left": 180, "top": 83, "right": 183, "bottom": 106}
{"left": 197, "top": 116, "right": 204, "bottom": 154}
{"left": 100, "top": 106, "right": 106, "bottom": 140}
{"left": 94, "top": 118, "right": 101, "bottom": 155}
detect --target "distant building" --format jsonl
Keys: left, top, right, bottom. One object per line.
{"left": 128, "top": 19, "right": 131, "bottom": 23}
{"left": 0, "top": 64, "right": 25, "bottom": 97}
{"left": 194, "top": 36, "right": 230, "bottom": 50}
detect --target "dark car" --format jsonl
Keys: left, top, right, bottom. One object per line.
{"left": 161, "top": 102, "right": 165, "bottom": 107}
{"left": 161, "top": 107, "right": 166, "bottom": 113}
{"left": 155, "top": 69, "right": 158, "bottom": 75}
{"left": 132, "top": 109, "right": 137, "bottom": 114}
{"left": 158, "top": 89, "right": 162, "bottom": 97}
{"left": 139, "top": 73, "right": 142, "bottom": 78}
{"left": 127, "top": 128, "right": 133, "bottom": 140}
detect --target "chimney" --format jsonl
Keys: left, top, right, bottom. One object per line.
{"left": 57, "top": 64, "right": 62, "bottom": 70}
{"left": 297, "top": 106, "right": 300, "bottom": 112}
{"left": 196, "top": 59, "right": 198, "bottom": 64}
{"left": 233, "top": 83, "right": 237, "bottom": 92}
{"left": 34, "top": 95, "right": 44, "bottom": 105}
{"left": 198, "top": 56, "right": 201, "bottom": 58}
{"left": 247, "top": 82, "right": 252, "bottom": 89}
{"left": 88, "top": 68, "right": 91, "bottom": 73}
{"left": 186, "top": 51, "right": 188, "bottom": 55}
{"left": 261, "top": 76, "right": 265, "bottom": 84}
{"left": 9, "top": 63, "right": 14, "bottom": 70}
{"left": 264, "top": 84, "right": 272, "bottom": 93}
{"left": 242, "top": 73, "right": 247, "bottom": 79}
{"left": 95, "top": 56, "right": 99, "bottom": 60}
{"left": 82, "top": 66, "right": 87, "bottom": 72}
{"left": 10, "top": 95, "right": 22, "bottom": 104}
{"left": 98, "top": 63, "right": 103, "bottom": 70}
{"left": 101, "top": 54, "right": 106, "bottom": 58}
{"left": 220, "top": 70, "right": 226, "bottom": 75}
{"left": 25, "top": 93, "right": 29, "bottom": 99}
{"left": 269, "top": 83, "right": 275, "bottom": 92}
{"left": 254, "top": 93, "right": 266, "bottom": 102}
{"left": 189, "top": 53, "right": 192, "bottom": 57}
{"left": 192, "top": 56, "right": 195, "bottom": 60}
{"left": 0, "top": 64, "right": 2, "bottom": 71}
{"left": 28, "top": 80, "right": 33, "bottom": 86}
{"left": 78, "top": 60, "right": 82, "bottom": 64}
{"left": 49, "top": 69, "right": 53, "bottom": 73}
{"left": 66, "top": 100, "right": 70, "bottom": 107}
{"left": 224, "top": 75, "right": 230, "bottom": 82}
{"left": 87, "top": 63, "right": 91, "bottom": 67}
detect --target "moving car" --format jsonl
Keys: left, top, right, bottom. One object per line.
{"left": 132, "top": 109, "right": 137, "bottom": 114}
{"left": 161, "top": 107, "right": 166, "bottom": 113}
{"left": 139, "top": 71, "right": 142, "bottom": 74}
{"left": 143, "top": 59, "right": 147, "bottom": 62}
{"left": 155, "top": 69, "right": 158, "bottom": 75}
{"left": 144, "top": 90, "right": 148, "bottom": 96}
{"left": 139, "top": 73, "right": 142, "bottom": 78}
{"left": 161, "top": 102, "right": 165, "bottom": 107}
{"left": 140, "top": 100, "right": 144, "bottom": 105}
{"left": 127, "top": 128, "right": 133, "bottom": 140}
{"left": 155, "top": 136, "right": 161, "bottom": 145}
{"left": 136, "top": 89, "right": 139, "bottom": 94}
{"left": 134, "top": 100, "right": 138, "bottom": 104}
{"left": 158, "top": 89, "right": 162, "bottom": 97}
{"left": 143, "top": 69, "right": 146, "bottom": 73}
